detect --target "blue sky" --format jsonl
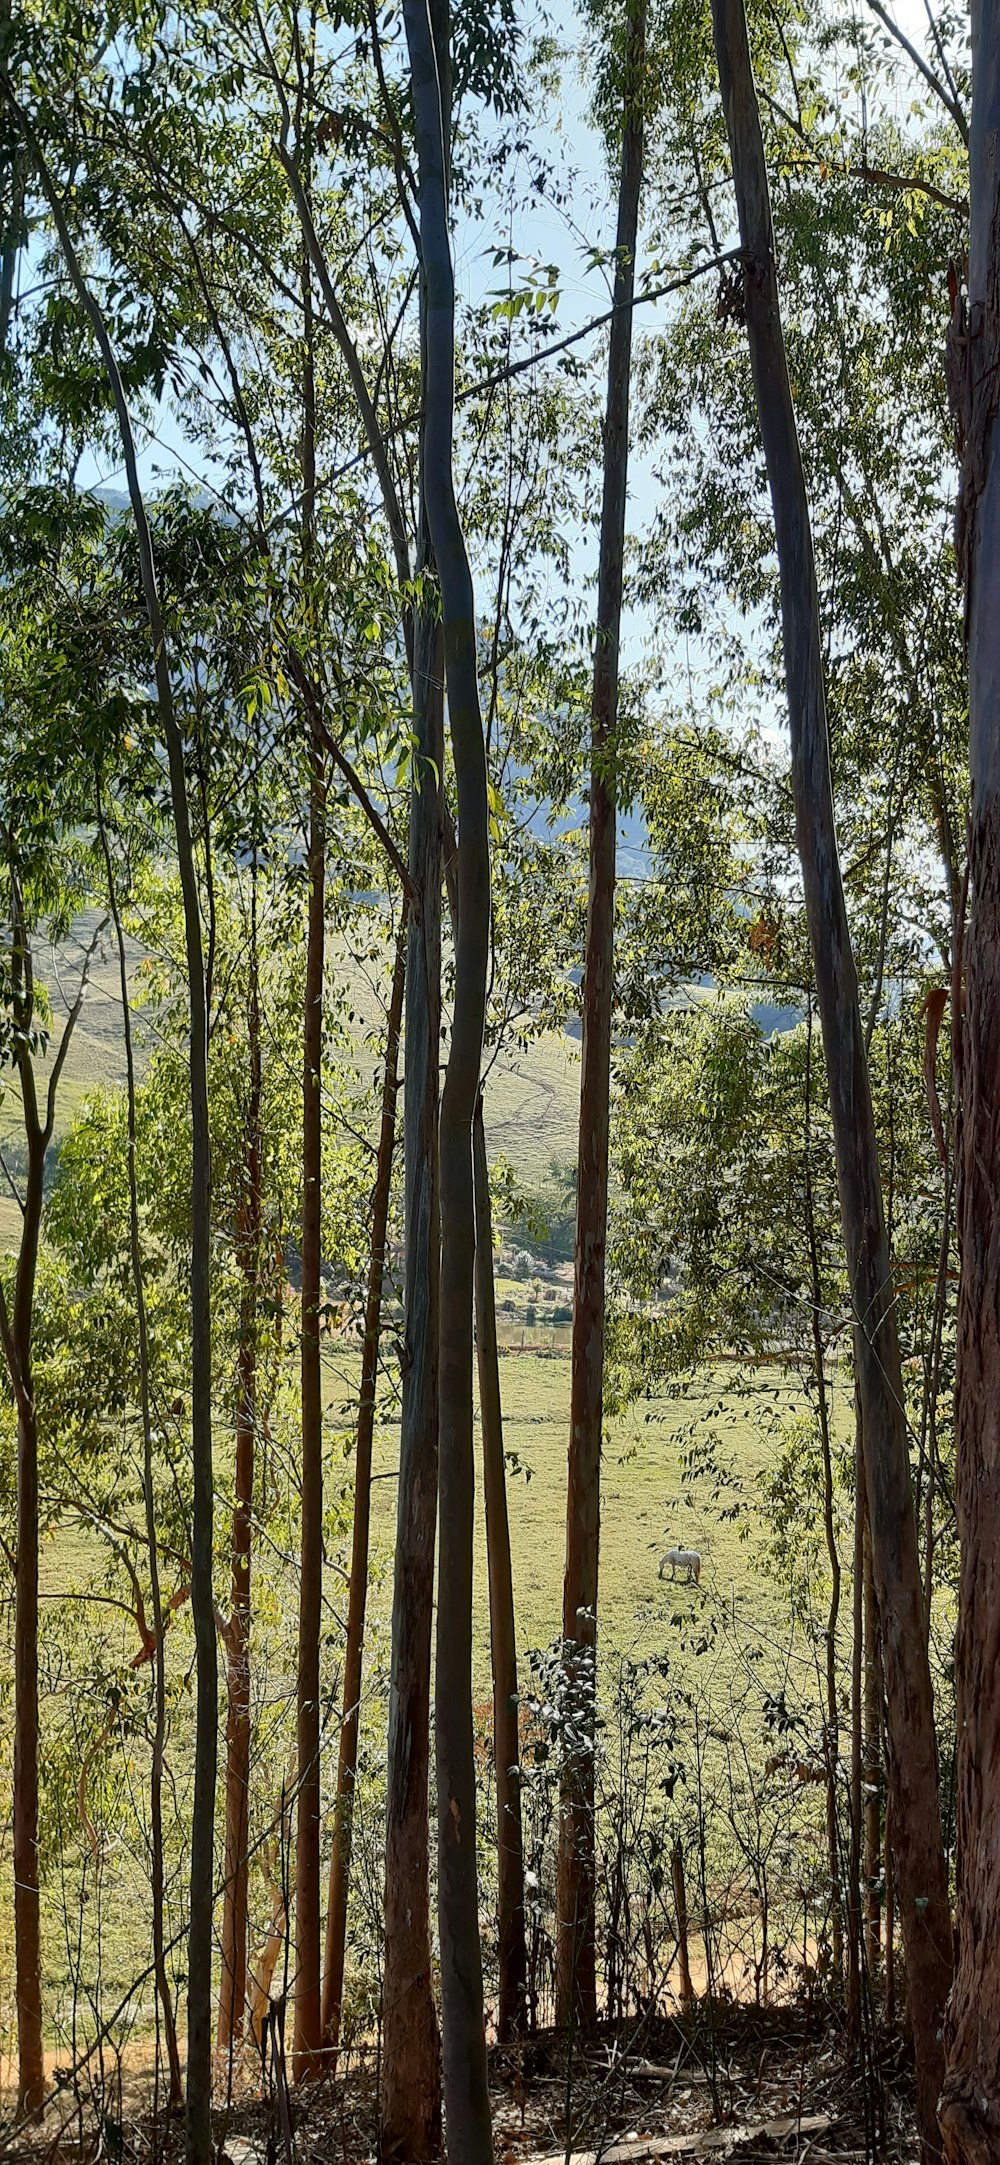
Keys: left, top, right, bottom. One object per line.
{"left": 75, "top": 0, "right": 951, "bottom": 690}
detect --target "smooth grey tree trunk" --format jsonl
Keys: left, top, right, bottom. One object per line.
{"left": 381, "top": 599, "right": 444, "bottom": 2163}
{"left": 709, "top": 5, "right": 951, "bottom": 2152}
{"left": 401, "top": 1, "right": 493, "bottom": 2154}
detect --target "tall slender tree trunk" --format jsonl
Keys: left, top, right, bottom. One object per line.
{"left": 862, "top": 1500, "right": 882, "bottom": 1975}
{"left": 218, "top": 889, "right": 262, "bottom": 2065}
{"left": 401, "top": 3, "right": 492, "bottom": 2154}
{"left": 940, "top": 14, "right": 1000, "bottom": 2155}
{"left": 323, "top": 912, "right": 406, "bottom": 2048}
{"left": 2, "top": 877, "right": 105, "bottom": 2121}
{"left": 99, "top": 799, "right": 183, "bottom": 2109}
{"left": 709, "top": 6, "right": 951, "bottom": 2151}
{"left": 12, "top": 141, "right": 217, "bottom": 2159}
{"left": 293, "top": 741, "right": 326, "bottom": 2080}
{"left": 381, "top": 601, "right": 444, "bottom": 2163}
{"left": 474, "top": 1096, "right": 528, "bottom": 2044}
{"left": 279, "top": 21, "right": 445, "bottom": 2146}
{"left": 12, "top": 1145, "right": 44, "bottom": 2122}
{"left": 813, "top": 1325, "right": 843, "bottom": 1984}
{"left": 846, "top": 1393, "right": 864, "bottom": 2042}
{"left": 292, "top": 243, "right": 326, "bottom": 2082}
{"left": 803, "top": 1038, "right": 843, "bottom": 1985}
{"left": 557, "top": 0, "right": 646, "bottom": 2032}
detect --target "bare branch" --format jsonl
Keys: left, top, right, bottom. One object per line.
{"left": 865, "top": 0, "right": 969, "bottom": 146}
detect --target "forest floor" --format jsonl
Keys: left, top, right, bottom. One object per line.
{"left": 0, "top": 2004, "right": 917, "bottom": 2162}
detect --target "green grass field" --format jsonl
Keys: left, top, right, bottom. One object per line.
{"left": 9, "top": 1338, "right": 846, "bottom": 2071}
{"left": 1, "top": 924, "right": 848, "bottom": 2064}
{"left": 363, "top": 1354, "right": 796, "bottom": 1698}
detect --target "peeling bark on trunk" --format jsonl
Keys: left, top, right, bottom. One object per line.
{"left": 557, "top": 0, "right": 645, "bottom": 2033}
{"left": 381, "top": 603, "right": 444, "bottom": 2164}
{"left": 474, "top": 1096, "right": 528, "bottom": 2043}
{"left": 218, "top": 893, "right": 262, "bottom": 2067}
{"left": 323, "top": 913, "right": 406, "bottom": 2049}
{"left": 710, "top": 5, "right": 951, "bottom": 2151}
{"left": 941, "top": 13, "right": 1000, "bottom": 2156}
{"left": 401, "top": 2, "right": 493, "bottom": 2153}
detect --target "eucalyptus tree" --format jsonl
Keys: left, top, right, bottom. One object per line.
{"left": 556, "top": 0, "right": 647, "bottom": 2031}
{"left": 0, "top": 128, "right": 223, "bottom": 2142}
{"left": 708, "top": 1, "right": 952, "bottom": 2144}
{"left": 635, "top": 0, "right": 969, "bottom": 2060}
{"left": 322, "top": 909, "right": 406, "bottom": 2050}
{"left": 638, "top": 112, "right": 968, "bottom": 971}
{"left": 66, "top": 15, "right": 434, "bottom": 2122}
{"left": 400, "top": 0, "right": 493, "bottom": 2148}
{"left": 95, "top": 772, "right": 185, "bottom": 2109}
{"left": 0, "top": 490, "right": 122, "bottom": 2117}
{"left": 449, "top": 294, "right": 599, "bottom": 2041}
{"left": 941, "top": 8, "right": 1000, "bottom": 2154}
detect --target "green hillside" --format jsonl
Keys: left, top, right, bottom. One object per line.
{"left": 0, "top": 920, "right": 583, "bottom": 1254}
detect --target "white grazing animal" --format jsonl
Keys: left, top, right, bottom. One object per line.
{"left": 659, "top": 1547, "right": 701, "bottom": 1585}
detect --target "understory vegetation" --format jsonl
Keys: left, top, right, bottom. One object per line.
{"left": 0, "top": 0, "right": 997, "bottom": 2162}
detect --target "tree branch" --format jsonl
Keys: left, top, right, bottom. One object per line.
{"left": 276, "top": 144, "right": 414, "bottom": 595}
{"left": 44, "top": 914, "right": 108, "bottom": 1142}
{"left": 865, "top": 0, "right": 969, "bottom": 146}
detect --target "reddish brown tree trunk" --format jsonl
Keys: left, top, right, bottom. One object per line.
{"left": 322, "top": 912, "right": 406, "bottom": 2048}
{"left": 12, "top": 1154, "right": 45, "bottom": 2122}
{"left": 381, "top": 603, "right": 443, "bottom": 2163}
{"left": 863, "top": 1500, "right": 882, "bottom": 1976}
{"left": 13, "top": 1272, "right": 43, "bottom": 2122}
{"left": 804, "top": 1020, "right": 844, "bottom": 1986}
{"left": 2, "top": 883, "right": 103, "bottom": 2121}
{"left": 710, "top": 5, "right": 951, "bottom": 2150}
{"left": 847, "top": 1395, "right": 864, "bottom": 2042}
{"left": 99, "top": 798, "right": 183, "bottom": 2109}
{"left": 671, "top": 1842, "right": 694, "bottom": 2009}
{"left": 474, "top": 1095, "right": 528, "bottom": 2043}
{"left": 293, "top": 741, "right": 326, "bottom": 2081}
{"left": 218, "top": 896, "right": 263, "bottom": 2064}
{"left": 940, "top": 15, "right": 1000, "bottom": 2154}
{"left": 10, "top": 153, "right": 217, "bottom": 2156}
{"left": 292, "top": 241, "right": 326, "bottom": 2082}
{"left": 557, "top": 0, "right": 646, "bottom": 2032}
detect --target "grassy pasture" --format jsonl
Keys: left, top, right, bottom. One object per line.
{"left": 5, "top": 1342, "right": 850, "bottom": 2071}
{"left": 1, "top": 927, "right": 851, "bottom": 2061}
{"left": 361, "top": 1351, "right": 806, "bottom": 1699}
